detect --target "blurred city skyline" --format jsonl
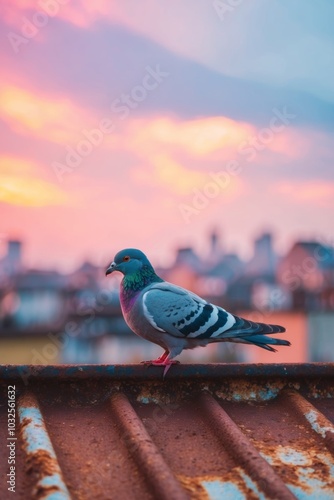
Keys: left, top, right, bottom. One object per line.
{"left": 0, "top": 227, "right": 334, "bottom": 274}
{"left": 1, "top": 1, "right": 334, "bottom": 271}
{"left": 1, "top": 229, "right": 334, "bottom": 366}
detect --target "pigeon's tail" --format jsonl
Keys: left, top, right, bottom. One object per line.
{"left": 221, "top": 315, "right": 290, "bottom": 352}
{"left": 232, "top": 333, "right": 290, "bottom": 352}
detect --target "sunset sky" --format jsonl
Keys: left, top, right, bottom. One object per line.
{"left": 1, "top": 0, "right": 333, "bottom": 271}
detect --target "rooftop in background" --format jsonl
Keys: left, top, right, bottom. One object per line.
{"left": 1, "top": 363, "right": 334, "bottom": 499}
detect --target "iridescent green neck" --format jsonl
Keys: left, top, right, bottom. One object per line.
{"left": 121, "top": 265, "right": 163, "bottom": 301}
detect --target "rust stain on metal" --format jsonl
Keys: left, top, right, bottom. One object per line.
{"left": 282, "top": 389, "right": 334, "bottom": 455}
{"left": 34, "top": 484, "right": 62, "bottom": 498}
{"left": 177, "top": 475, "right": 210, "bottom": 500}
{"left": 199, "top": 391, "right": 296, "bottom": 500}
{"left": 20, "top": 416, "right": 32, "bottom": 429}
{"left": 178, "top": 468, "right": 267, "bottom": 500}
{"left": 304, "top": 384, "right": 334, "bottom": 400}
{"left": 24, "top": 448, "right": 59, "bottom": 478}
{"left": 17, "top": 392, "right": 71, "bottom": 499}
{"left": 257, "top": 443, "right": 334, "bottom": 496}
{"left": 215, "top": 378, "right": 289, "bottom": 402}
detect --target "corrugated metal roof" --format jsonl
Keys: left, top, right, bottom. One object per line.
{"left": 1, "top": 363, "right": 334, "bottom": 499}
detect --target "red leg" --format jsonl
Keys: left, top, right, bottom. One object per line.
{"left": 141, "top": 351, "right": 180, "bottom": 378}
{"left": 141, "top": 350, "right": 169, "bottom": 365}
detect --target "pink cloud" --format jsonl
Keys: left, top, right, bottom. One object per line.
{"left": 276, "top": 181, "right": 334, "bottom": 206}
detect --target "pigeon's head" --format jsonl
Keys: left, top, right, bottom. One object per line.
{"left": 105, "top": 248, "right": 152, "bottom": 277}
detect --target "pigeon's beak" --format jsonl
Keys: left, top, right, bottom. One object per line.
{"left": 105, "top": 262, "right": 116, "bottom": 276}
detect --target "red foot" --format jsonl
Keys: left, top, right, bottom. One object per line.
{"left": 140, "top": 353, "right": 179, "bottom": 378}
{"left": 141, "top": 351, "right": 169, "bottom": 365}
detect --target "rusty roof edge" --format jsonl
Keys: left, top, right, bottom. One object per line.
{"left": 1, "top": 363, "right": 334, "bottom": 381}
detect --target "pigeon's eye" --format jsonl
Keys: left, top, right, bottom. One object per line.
{"left": 123, "top": 256, "right": 130, "bottom": 262}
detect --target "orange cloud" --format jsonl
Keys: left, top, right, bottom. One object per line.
{"left": 0, "top": 84, "right": 93, "bottom": 144}
{"left": 0, "top": 156, "right": 35, "bottom": 176}
{"left": 131, "top": 155, "right": 208, "bottom": 195}
{"left": 123, "top": 114, "right": 305, "bottom": 169}
{"left": 0, "top": 157, "right": 68, "bottom": 207}
{"left": 131, "top": 153, "right": 244, "bottom": 202}
{"left": 127, "top": 116, "right": 254, "bottom": 157}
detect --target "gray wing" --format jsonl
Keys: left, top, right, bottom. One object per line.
{"left": 142, "top": 282, "right": 236, "bottom": 339}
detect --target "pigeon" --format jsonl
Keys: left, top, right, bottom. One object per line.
{"left": 106, "top": 248, "right": 290, "bottom": 376}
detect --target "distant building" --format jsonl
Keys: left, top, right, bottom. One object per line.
{"left": 174, "top": 247, "right": 203, "bottom": 271}
{"left": 0, "top": 270, "right": 68, "bottom": 331}
{"left": 224, "top": 232, "right": 280, "bottom": 309}
{"left": 277, "top": 241, "right": 334, "bottom": 310}
{"left": 225, "top": 275, "right": 257, "bottom": 310}
{"left": 166, "top": 238, "right": 244, "bottom": 297}
{"left": 206, "top": 229, "right": 223, "bottom": 266}
{"left": 200, "top": 253, "right": 244, "bottom": 297}
{"left": 0, "top": 240, "right": 23, "bottom": 276}
{"left": 245, "top": 232, "right": 277, "bottom": 277}
{"left": 69, "top": 261, "right": 102, "bottom": 290}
